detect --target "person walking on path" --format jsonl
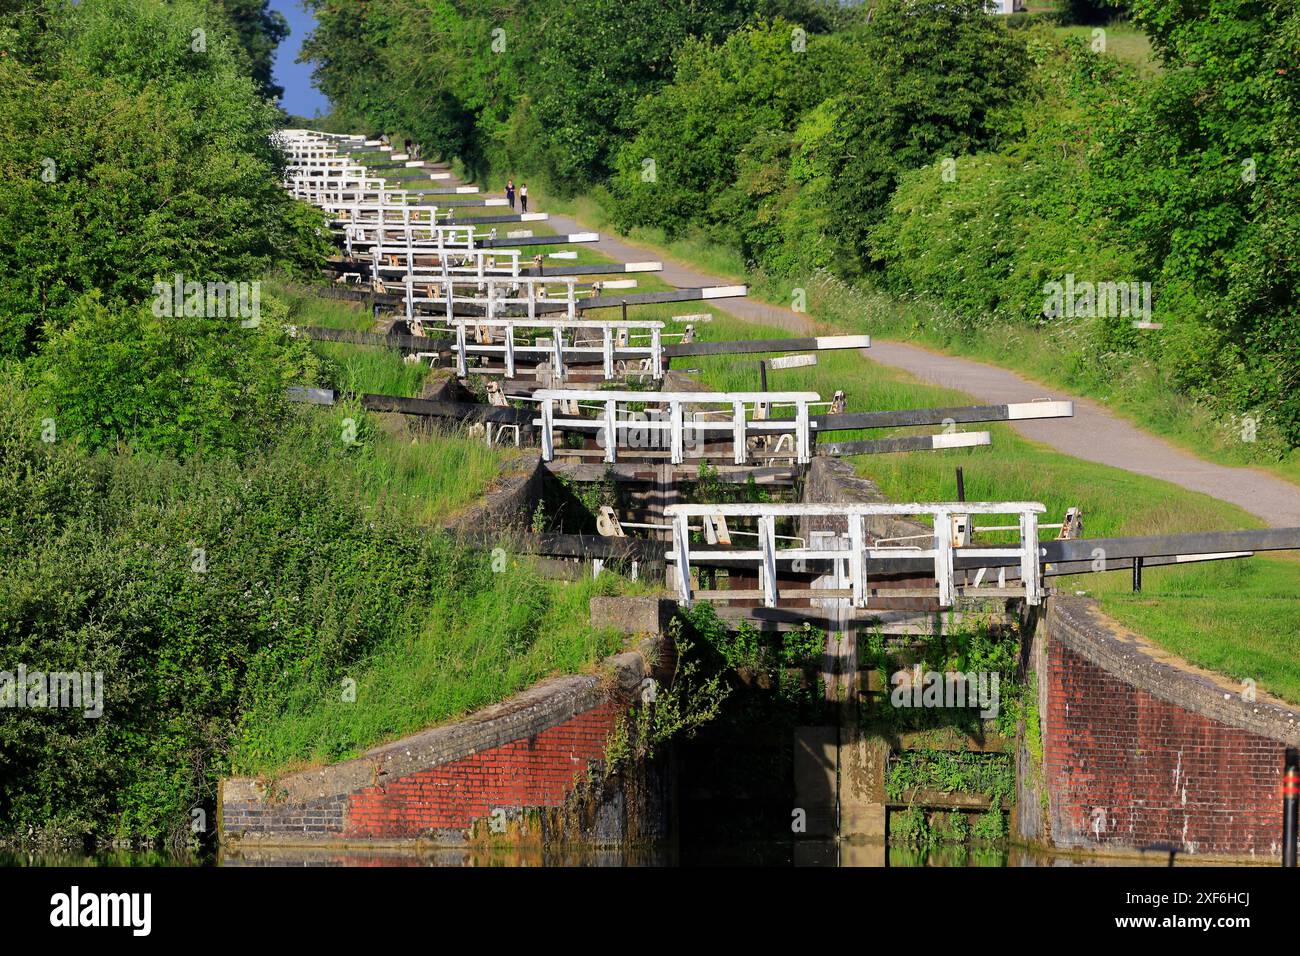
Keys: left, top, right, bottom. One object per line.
{"left": 506, "top": 179, "right": 516, "bottom": 209}
{"left": 520, "top": 184, "right": 528, "bottom": 212}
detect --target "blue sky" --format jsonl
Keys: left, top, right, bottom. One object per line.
{"left": 270, "top": 0, "right": 330, "bottom": 118}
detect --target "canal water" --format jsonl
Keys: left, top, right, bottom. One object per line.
{"left": 0, "top": 843, "right": 1185, "bottom": 867}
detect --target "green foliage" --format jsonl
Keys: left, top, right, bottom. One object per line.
{"left": 868, "top": 31, "right": 1145, "bottom": 331}
{"left": 609, "top": 1, "right": 1030, "bottom": 274}
{"left": 886, "top": 750, "right": 1015, "bottom": 805}
{"left": 680, "top": 460, "right": 770, "bottom": 507}
{"left": 677, "top": 602, "right": 826, "bottom": 712}
{"left": 606, "top": 622, "right": 732, "bottom": 774}
{"left": 870, "top": 5, "right": 1300, "bottom": 450}
{"left": 1058, "top": 0, "right": 1125, "bottom": 26}
{"left": 610, "top": 20, "right": 848, "bottom": 240}
{"left": 889, "top": 807, "right": 932, "bottom": 847}
{"left": 0, "top": 379, "right": 627, "bottom": 841}
{"left": 788, "top": 0, "right": 1031, "bottom": 274}
{"left": 0, "top": 0, "right": 329, "bottom": 357}
{"left": 933, "top": 810, "right": 971, "bottom": 843}
{"left": 1096, "top": 0, "right": 1300, "bottom": 444}
{"left": 527, "top": 0, "right": 752, "bottom": 191}
{"left": 35, "top": 291, "right": 325, "bottom": 458}
{"left": 972, "top": 806, "right": 1008, "bottom": 843}
{"left": 217, "top": 0, "right": 290, "bottom": 98}
{"left": 235, "top": 554, "right": 632, "bottom": 776}
{"left": 303, "top": 0, "right": 756, "bottom": 191}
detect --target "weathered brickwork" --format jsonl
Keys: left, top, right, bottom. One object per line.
{"left": 221, "top": 793, "right": 347, "bottom": 837}
{"left": 222, "top": 645, "right": 661, "bottom": 848}
{"left": 1040, "top": 596, "right": 1300, "bottom": 860}
{"left": 344, "top": 700, "right": 621, "bottom": 838}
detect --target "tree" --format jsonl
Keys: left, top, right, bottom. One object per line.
{"left": 526, "top": 0, "right": 752, "bottom": 191}
{"left": 793, "top": 0, "right": 1031, "bottom": 274}
{"left": 219, "top": 0, "right": 291, "bottom": 99}
{"left": 37, "top": 292, "right": 326, "bottom": 458}
{"left": 0, "top": 0, "right": 329, "bottom": 357}
{"left": 1093, "top": 0, "right": 1300, "bottom": 443}
{"left": 611, "top": 21, "right": 850, "bottom": 244}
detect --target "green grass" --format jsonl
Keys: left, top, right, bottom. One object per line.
{"left": 265, "top": 282, "right": 518, "bottom": 524}
{"left": 350, "top": 423, "right": 515, "bottom": 524}
{"left": 801, "top": 276, "right": 1300, "bottom": 487}
{"left": 242, "top": 279, "right": 514, "bottom": 525}
{"left": 232, "top": 560, "right": 643, "bottom": 776}
{"left": 1094, "top": 558, "right": 1300, "bottom": 701}
{"left": 272, "top": 281, "right": 430, "bottom": 397}
{"left": 1053, "top": 23, "right": 1159, "bottom": 75}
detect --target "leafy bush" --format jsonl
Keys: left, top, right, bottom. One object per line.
{"left": 870, "top": 4, "right": 1300, "bottom": 451}
{"left": 886, "top": 750, "right": 1015, "bottom": 805}
{"left": 0, "top": 0, "right": 329, "bottom": 357}
{"left": 610, "top": 20, "right": 850, "bottom": 241}
{"left": 0, "top": 385, "right": 625, "bottom": 843}
{"left": 610, "top": 2, "right": 1029, "bottom": 275}
{"left": 35, "top": 291, "right": 326, "bottom": 458}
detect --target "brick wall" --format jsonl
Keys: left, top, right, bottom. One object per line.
{"left": 1038, "top": 596, "right": 1300, "bottom": 860}
{"left": 344, "top": 699, "right": 621, "bottom": 838}
{"left": 222, "top": 646, "right": 662, "bottom": 848}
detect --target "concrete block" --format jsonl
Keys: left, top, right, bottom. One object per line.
{"left": 590, "top": 596, "right": 676, "bottom": 637}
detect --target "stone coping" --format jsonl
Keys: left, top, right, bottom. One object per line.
{"left": 1049, "top": 594, "right": 1300, "bottom": 745}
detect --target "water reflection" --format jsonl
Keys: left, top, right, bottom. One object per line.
{"left": 0, "top": 842, "right": 1211, "bottom": 867}
{"left": 0, "top": 849, "right": 200, "bottom": 867}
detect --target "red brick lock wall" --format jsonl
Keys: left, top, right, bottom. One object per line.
{"left": 345, "top": 700, "right": 623, "bottom": 837}
{"left": 1040, "top": 597, "right": 1292, "bottom": 860}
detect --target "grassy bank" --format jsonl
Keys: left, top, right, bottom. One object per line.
{"left": 0, "top": 280, "right": 643, "bottom": 839}
{"left": 229, "top": 286, "right": 646, "bottom": 778}
{"left": 273, "top": 281, "right": 520, "bottom": 524}
{"left": 803, "top": 275, "right": 1300, "bottom": 488}
{"left": 232, "top": 564, "right": 635, "bottom": 777}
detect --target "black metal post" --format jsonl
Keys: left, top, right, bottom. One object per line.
{"left": 759, "top": 360, "right": 768, "bottom": 392}
{"left": 1285, "top": 748, "right": 1299, "bottom": 866}
{"left": 621, "top": 300, "right": 628, "bottom": 323}
{"left": 1132, "top": 556, "right": 1143, "bottom": 592}
{"left": 956, "top": 466, "right": 965, "bottom": 503}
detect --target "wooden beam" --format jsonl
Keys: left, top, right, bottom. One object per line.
{"left": 813, "top": 401, "right": 1073, "bottom": 432}
{"left": 665, "top": 334, "right": 869, "bottom": 358}
{"left": 817, "top": 433, "right": 991, "bottom": 456}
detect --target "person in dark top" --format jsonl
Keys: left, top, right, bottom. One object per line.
{"left": 506, "top": 179, "right": 516, "bottom": 209}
